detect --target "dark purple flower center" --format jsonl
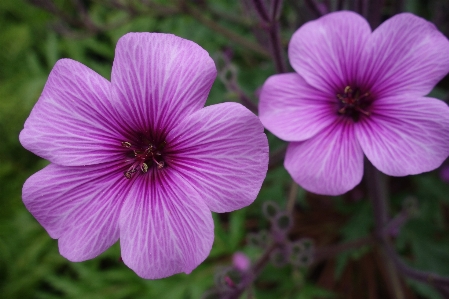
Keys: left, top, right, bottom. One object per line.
{"left": 121, "top": 136, "right": 166, "bottom": 179}
{"left": 336, "top": 86, "right": 372, "bottom": 122}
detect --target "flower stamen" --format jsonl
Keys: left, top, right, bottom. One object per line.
{"left": 124, "top": 168, "right": 137, "bottom": 179}
{"left": 121, "top": 139, "right": 166, "bottom": 179}
{"left": 336, "top": 85, "right": 372, "bottom": 121}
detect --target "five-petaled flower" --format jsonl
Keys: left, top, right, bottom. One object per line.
{"left": 259, "top": 11, "right": 449, "bottom": 195}
{"left": 20, "top": 33, "right": 268, "bottom": 279}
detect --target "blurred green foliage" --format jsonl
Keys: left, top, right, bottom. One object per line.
{"left": 1, "top": 0, "right": 449, "bottom": 298}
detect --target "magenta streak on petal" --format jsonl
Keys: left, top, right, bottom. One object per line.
{"left": 119, "top": 169, "right": 214, "bottom": 279}
{"left": 355, "top": 95, "right": 449, "bottom": 176}
{"left": 260, "top": 11, "right": 449, "bottom": 195}
{"left": 19, "top": 59, "right": 128, "bottom": 166}
{"left": 285, "top": 119, "right": 364, "bottom": 195}
{"left": 20, "top": 32, "right": 268, "bottom": 279}
{"left": 259, "top": 73, "right": 336, "bottom": 142}
{"left": 110, "top": 33, "right": 217, "bottom": 138}
{"left": 120, "top": 138, "right": 167, "bottom": 179}
{"left": 166, "top": 102, "right": 269, "bottom": 213}
{"left": 22, "top": 162, "right": 131, "bottom": 261}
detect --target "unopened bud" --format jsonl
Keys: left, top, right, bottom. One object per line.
{"left": 270, "top": 247, "right": 289, "bottom": 268}
{"left": 262, "top": 201, "right": 279, "bottom": 220}
{"left": 224, "top": 276, "right": 236, "bottom": 288}
{"left": 247, "top": 230, "right": 270, "bottom": 249}
{"left": 274, "top": 213, "right": 292, "bottom": 232}
{"left": 232, "top": 252, "right": 250, "bottom": 272}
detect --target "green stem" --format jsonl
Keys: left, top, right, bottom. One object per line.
{"left": 365, "top": 161, "right": 405, "bottom": 299}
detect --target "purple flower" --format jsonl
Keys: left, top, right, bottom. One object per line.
{"left": 259, "top": 12, "right": 449, "bottom": 195}
{"left": 20, "top": 33, "right": 268, "bottom": 279}
{"left": 232, "top": 252, "right": 250, "bottom": 271}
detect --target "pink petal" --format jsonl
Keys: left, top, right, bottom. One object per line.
{"left": 360, "top": 13, "right": 449, "bottom": 98}
{"left": 166, "top": 102, "right": 268, "bottom": 213}
{"left": 355, "top": 96, "right": 449, "bottom": 176}
{"left": 111, "top": 33, "right": 217, "bottom": 137}
{"left": 22, "top": 163, "right": 131, "bottom": 261}
{"left": 259, "top": 73, "right": 336, "bottom": 141}
{"left": 285, "top": 120, "right": 364, "bottom": 195}
{"left": 19, "top": 59, "right": 125, "bottom": 166}
{"left": 119, "top": 170, "right": 214, "bottom": 279}
{"left": 288, "top": 11, "right": 371, "bottom": 93}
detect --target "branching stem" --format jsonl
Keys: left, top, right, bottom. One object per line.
{"left": 250, "top": 0, "right": 287, "bottom": 73}
{"left": 365, "top": 161, "right": 449, "bottom": 297}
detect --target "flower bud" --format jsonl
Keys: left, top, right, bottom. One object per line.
{"left": 232, "top": 252, "right": 251, "bottom": 272}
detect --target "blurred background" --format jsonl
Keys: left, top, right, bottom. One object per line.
{"left": 1, "top": 0, "right": 449, "bottom": 298}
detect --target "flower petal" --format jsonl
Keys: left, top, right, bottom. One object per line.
{"left": 259, "top": 73, "right": 336, "bottom": 141}
{"left": 360, "top": 13, "right": 449, "bottom": 97}
{"left": 19, "top": 59, "right": 125, "bottom": 166}
{"left": 111, "top": 33, "right": 217, "bottom": 136}
{"left": 288, "top": 11, "right": 371, "bottom": 93}
{"left": 22, "top": 163, "right": 130, "bottom": 261}
{"left": 119, "top": 170, "right": 214, "bottom": 279}
{"left": 355, "top": 96, "right": 449, "bottom": 176}
{"left": 166, "top": 102, "right": 268, "bottom": 213}
{"left": 285, "top": 120, "right": 364, "bottom": 195}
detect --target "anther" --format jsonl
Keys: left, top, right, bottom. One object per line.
{"left": 151, "top": 155, "right": 165, "bottom": 169}
{"left": 344, "top": 86, "right": 352, "bottom": 94}
{"left": 359, "top": 92, "right": 370, "bottom": 100}
{"left": 124, "top": 169, "right": 136, "bottom": 179}
{"left": 336, "top": 85, "right": 372, "bottom": 121}
{"left": 121, "top": 139, "right": 167, "bottom": 178}
{"left": 358, "top": 109, "right": 371, "bottom": 116}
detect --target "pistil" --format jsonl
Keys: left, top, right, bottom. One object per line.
{"left": 121, "top": 139, "right": 166, "bottom": 179}
{"left": 337, "top": 86, "right": 372, "bottom": 121}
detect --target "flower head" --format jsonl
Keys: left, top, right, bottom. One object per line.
{"left": 20, "top": 33, "right": 268, "bottom": 279}
{"left": 232, "top": 252, "right": 250, "bottom": 272}
{"left": 259, "top": 12, "right": 449, "bottom": 195}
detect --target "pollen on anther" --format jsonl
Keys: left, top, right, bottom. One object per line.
{"left": 344, "top": 86, "right": 352, "bottom": 94}
{"left": 121, "top": 141, "right": 132, "bottom": 148}
{"left": 141, "top": 163, "right": 149, "bottom": 173}
{"left": 124, "top": 171, "right": 133, "bottom": 179}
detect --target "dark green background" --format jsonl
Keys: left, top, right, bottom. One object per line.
{"left": 1, "top": 0, "right": 448, "bottom": 298}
